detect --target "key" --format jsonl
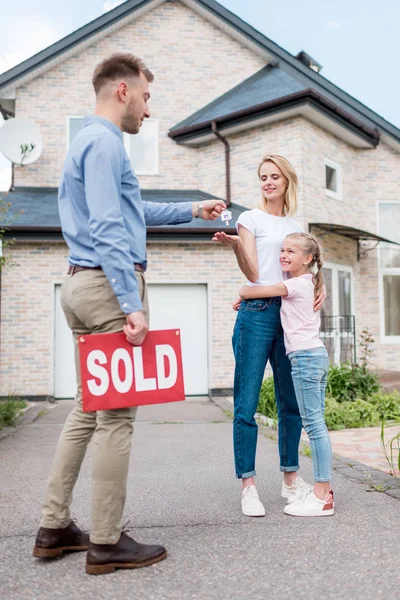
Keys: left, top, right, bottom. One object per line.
{"left": 221, "top": 209, "right": 232, "bottom": 227}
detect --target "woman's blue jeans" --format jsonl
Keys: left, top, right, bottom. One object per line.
{"left": 288, "top": 347, "right": 332, "bottom": 482}
{"left": 232, "top": 298, "right": 302, "bottom": 478}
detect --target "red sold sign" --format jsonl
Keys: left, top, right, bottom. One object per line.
{"left": 79, "top": 329, "right": 185, "bottom": 412}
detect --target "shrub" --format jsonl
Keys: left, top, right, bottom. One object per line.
{"left": 257, "top": 378, "right": 277, "bottom": 420}
{"left": 256, "top": 376, "right": 400, "bottom": 431}
{"left": 324, "top": 397, "right": 379, "bottom": 430}
{"left": 326, "top": 363, "right": 381, "bottom": 402}
{"left": 369, "top": 391, "right": 400, "bottom": 421}
{"left": 0, "top": 399, "right": 27, "bottom": 430}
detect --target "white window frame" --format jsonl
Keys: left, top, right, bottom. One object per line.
{"left": 322, "top": 262, "right": 355, "bottom": 316}
{"left": 324, "top": 158, "right": 342, "bottom": 200}
{"left": 321, "top": 262, "right": 355, "bottom": 364}
{"left": 66, "top": 115, "right": 85, "bottom": 149}
{"left": 124, "top": 118, "right": 159, "bottom": 175}
{"left": 377, "top": 200, "right": 400, "bottom": 345}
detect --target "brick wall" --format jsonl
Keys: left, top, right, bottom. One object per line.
{"left": 0, "top": 241, "right": 244, "bottom": 396}
{"left": 13, "top": 0, "right": 265, "bottom": 190}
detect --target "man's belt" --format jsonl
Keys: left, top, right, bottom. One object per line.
{"left": 67, "top": 263, "right": 144, "bottom": 275}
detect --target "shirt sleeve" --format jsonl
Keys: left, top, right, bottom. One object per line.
{"left": 236, "top": 210, "right": 256, "bottom": 235}
{"left": 82, "top": 133, "right": 142, "bottom": 314}
{"left": 281, "top": 277, "right": 301, "bottom": 299}
{"left": 142, "top": 201, "right": 192, "bottom": 226}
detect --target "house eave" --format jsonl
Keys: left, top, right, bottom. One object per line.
{"left": 169, "top": 90, "right": 380, "bottom": 149}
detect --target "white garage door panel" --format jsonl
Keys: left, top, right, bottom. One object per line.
{"left": 148, "top": 284, "right": 208, "bottom": 396}
{"left": 53, "top": 283, "right": 209, "bottom": 398}
{"left": 54, "top": 285, "right": 77, "bottom": 399}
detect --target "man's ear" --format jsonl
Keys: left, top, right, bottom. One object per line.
{"left": 116, "top": 81, "right": 128, "bottom": 102}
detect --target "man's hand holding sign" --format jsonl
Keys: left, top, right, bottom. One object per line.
{"left": 79, "top": 330, "right": 185, "bottom": 412}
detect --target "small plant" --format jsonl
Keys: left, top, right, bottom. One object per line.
{"left": 0, "top": 397, "right": 27, "bottom": 430}
{"left": 380, "top": 421, "right": 400, "bottom": 477}
{"left": 359, "top": 328, "right": 375, "bottom": 369}
{"left": 257, "top": 377, "right": 278, "bottom": 420}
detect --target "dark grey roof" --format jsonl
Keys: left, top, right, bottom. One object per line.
{"left": 169, "top": 64, "right": 383, "bottom": 145}
{"left": 1, "top": 0, "right": 398, "bottom": 143}
{"left": 170, "top": 66, "right": 304, "bottom": 131}
{"left": 3, "top": 187, "right": 244, "bottom": 234}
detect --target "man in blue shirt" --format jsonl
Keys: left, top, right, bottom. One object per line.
{"left": 33, "top": 53, "right": 226, "bottom": 575}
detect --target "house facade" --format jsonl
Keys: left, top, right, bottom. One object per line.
{"left": 0, "top": 0, "right": 399, "bottom": 399}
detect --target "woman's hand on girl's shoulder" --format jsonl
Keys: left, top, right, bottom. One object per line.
{"left": 212, "top": 231, "right": 242, "bottom": 248}
{"left": 314, "top": 284, "right": 327, "bottom": 312}
{"left": 232, "top": 297, "right": 242, "bottom": 311}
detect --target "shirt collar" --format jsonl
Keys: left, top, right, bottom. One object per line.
{"left": 83, "top": 115, "right": 123, "bottom": 141}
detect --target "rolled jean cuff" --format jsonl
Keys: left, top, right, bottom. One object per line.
{"left": 236, "top": 470, "right": 256, "bottom": 479}
{"left": 280, "top": 465, "right": 299, "bottom": 473}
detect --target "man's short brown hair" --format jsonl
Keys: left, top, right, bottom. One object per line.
{"left": 92, "top": 53, "right": 154, "bottom": 94}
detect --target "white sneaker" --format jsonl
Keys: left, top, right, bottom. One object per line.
{"left": 284, "top": 490, "right": 335, "bottom": 517}
{"left": 241, "top": 485, "right": 266, "bottom": 517}
{"left": 281, "top": 476, "right": 312, "bottom": 501}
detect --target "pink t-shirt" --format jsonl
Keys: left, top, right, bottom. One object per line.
{"left": 280, "top": 273, "right": 324, "bottom": 355}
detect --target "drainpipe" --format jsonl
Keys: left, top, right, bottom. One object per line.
{"left": 211, "top": 121, "right": 231, "bottom": 207}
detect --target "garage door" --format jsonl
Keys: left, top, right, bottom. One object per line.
{"left": 54, "top": 283, "right": 209, "bottom": 399}
{"left": 54, "top": 284, "right": 77, "bottom": 399}
{"left": 148, "top": 284, "right": 208, "bottom": 396}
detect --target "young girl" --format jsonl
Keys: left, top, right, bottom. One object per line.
{"left": 239, "top": 232, "right": 334, "bottom": 517}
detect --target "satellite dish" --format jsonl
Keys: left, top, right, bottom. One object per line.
{"left": 0, "top": 118, "right": 42, "bottom": 165}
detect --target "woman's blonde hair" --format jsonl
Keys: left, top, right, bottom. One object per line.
{"left": 257, "top": 154, "right": 298, "bottom": 217}
{"left": 284, "top": 232, "right": 324, "bottom": 297}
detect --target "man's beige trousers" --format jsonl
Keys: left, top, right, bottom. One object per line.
{"left": 40, "top": 268, "right": 148, "bottom": 544}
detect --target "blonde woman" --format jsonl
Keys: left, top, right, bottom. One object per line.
{"left": 213, "top": 155, "right": 325, "bottom": 517}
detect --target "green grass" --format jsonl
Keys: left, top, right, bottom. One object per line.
{"left": 0, "top": 399, "right": 27, "bottom": 430}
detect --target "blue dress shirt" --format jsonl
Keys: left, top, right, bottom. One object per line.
{"left": 58, "top": 116, "right": 192, "bottom": 314}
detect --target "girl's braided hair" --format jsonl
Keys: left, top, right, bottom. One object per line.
{"left": 284, "top": 232, "right": 324, "bottom": 297}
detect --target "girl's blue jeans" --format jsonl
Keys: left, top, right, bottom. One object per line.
{"left": 288, "top": 347, "right": 332, "bottom": 482}
{"left": 232, "top": 298, "right": 302, "bottom": 478}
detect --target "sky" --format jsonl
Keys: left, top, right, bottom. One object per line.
{"left": 1, "top": 0, "right": 400, "bottom": 189}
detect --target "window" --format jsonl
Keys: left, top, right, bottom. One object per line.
{"left": 124, "top": 118, "right": 158, "bottom": 175}
{"left": 320, "top": 263, "right": 355, "bottom": 364}
{"left": 325, "top": 159, "right": 342, "bottom": 199}
{"left": 378, "top": 202, "right": 400, "bottom": 340}
{"left": 68, "top": 116, "right": 84, "bottom": 146}
{"left": 66, "top": 116, "right": 159, "bottom": 175}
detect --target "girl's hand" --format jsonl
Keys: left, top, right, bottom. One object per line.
{"left": 212, "top": 231, "right": 242, "bottom": 249}
{"left": 232, "top": 297, "right": 242, "bottom": 311}
{"left": 314, "top": 284, "right": 326, "bottom": 312}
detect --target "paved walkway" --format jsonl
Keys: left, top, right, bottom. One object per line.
{"left": 327, "top": 425, "right": 400, "bottom": 476}
{"left": 1, "top": 398, "right": 400, "bottom": 599}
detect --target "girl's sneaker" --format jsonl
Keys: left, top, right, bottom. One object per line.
{"left": 241, "top": 485, "right": 266, "bottom": 517}
{"left": 284, "top": 490, "right": 334, "bottom": 517}
{"left": 281, "top": 476, "right": 312, "bottom": 501}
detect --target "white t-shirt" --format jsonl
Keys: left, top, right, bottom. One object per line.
{"left": 236, "top": 208, "right": 302, "bottom": 286}
{"left": 281, "top": 274, "right": 324, "bottom": 355}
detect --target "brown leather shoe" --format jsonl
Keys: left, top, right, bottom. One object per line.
{"left": 33, "top": 521, "right": 89, "bottom": 558}
{"left": 86, "top": 532, "right": 167, "bottom": 575}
